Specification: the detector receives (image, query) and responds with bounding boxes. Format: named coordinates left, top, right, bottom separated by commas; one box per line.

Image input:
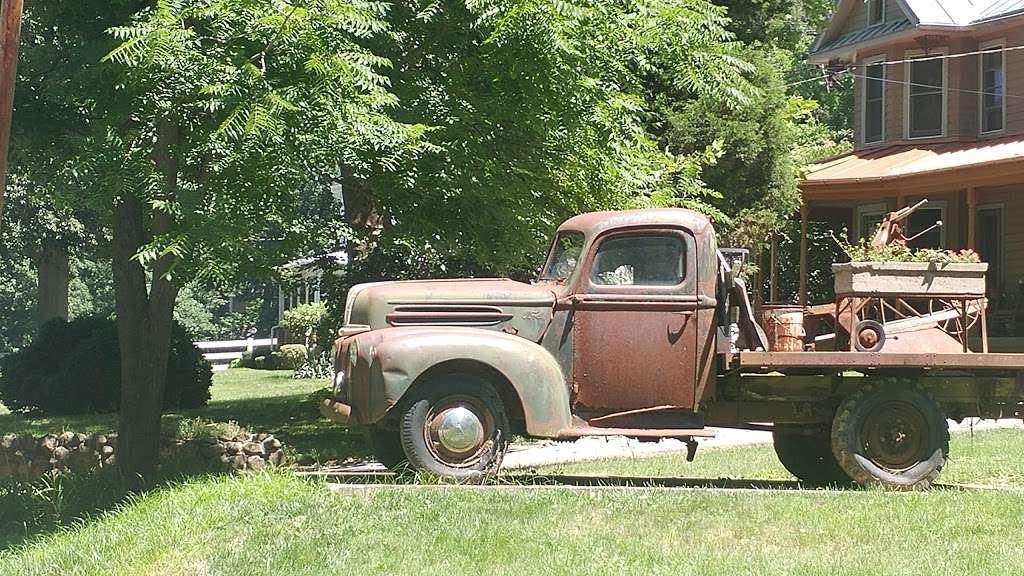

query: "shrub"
left=294, top=352, right=333, bottom=380
left=0, top=317, right=213, bottom=417
left=278, top=344, right=308, bottom=370
left=237, top=351, right=255, bottom=368
left=280, top=303, right=334, bottom=352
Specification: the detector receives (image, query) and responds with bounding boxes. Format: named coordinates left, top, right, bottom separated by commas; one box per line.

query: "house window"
left=868, top=0, right=884, bottom=25
left=855, top=203, right=888, bottom=240
left=980, top=41, right=1005, bottom=134
left=907, top=52, right=946, bottom=138
left=977, top=204, right=1004, bottom=293
left=863, top=57, right=885, bottom=144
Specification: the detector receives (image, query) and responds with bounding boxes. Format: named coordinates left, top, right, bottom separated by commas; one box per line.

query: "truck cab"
left=321, top=208, right=1023, bottom=488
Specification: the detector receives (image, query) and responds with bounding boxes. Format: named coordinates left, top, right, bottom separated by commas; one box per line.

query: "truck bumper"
left=319, top=397, right=353, bottom=425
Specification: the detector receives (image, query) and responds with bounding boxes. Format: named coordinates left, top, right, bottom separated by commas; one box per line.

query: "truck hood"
left=344, top=278, right=558, bottom=342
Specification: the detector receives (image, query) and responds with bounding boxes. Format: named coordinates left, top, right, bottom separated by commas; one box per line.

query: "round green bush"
left=0, top=317, right=213, bottom=416
left=277, top=344, right=308, bottom=370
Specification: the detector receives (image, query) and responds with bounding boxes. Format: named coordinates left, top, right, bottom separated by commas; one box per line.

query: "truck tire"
left=831, top=382, right=949, bottom=490
left=367, top=426, right=406, bottom=469
left=772, top=426, right=852, bottom=487
left=399, top=374, right=509, bottom=483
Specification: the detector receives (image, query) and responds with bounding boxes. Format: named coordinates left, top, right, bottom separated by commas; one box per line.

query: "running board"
left=556, top=426, right=715, bottom=440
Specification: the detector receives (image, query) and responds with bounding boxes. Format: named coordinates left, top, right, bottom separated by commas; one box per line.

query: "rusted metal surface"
left=760, top=306, right=805, bottom=352
left=556, top=426, right=715, bottom=440
left=572, top=307, right=697, bottom=411
left=739, top=351, right=1024, bottom=371
left=344, top=326, right=572, bottom=437
left=320, top=397, right=352, bottom=425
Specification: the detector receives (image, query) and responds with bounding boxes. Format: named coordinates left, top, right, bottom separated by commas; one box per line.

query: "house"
left=276, top=249, right=347, bottom=322
left=800, top=0, right=1024, bottom=336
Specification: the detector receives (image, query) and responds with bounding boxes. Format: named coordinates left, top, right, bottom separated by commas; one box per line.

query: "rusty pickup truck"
left=320, top=208, right=1024, bottom=488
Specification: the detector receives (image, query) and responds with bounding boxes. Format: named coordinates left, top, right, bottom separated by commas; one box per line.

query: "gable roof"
left=810, top=0, right=1024, bottom=60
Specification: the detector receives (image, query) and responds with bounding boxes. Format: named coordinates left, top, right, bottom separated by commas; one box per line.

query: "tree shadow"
left=0, top=392, right=370, bottom=552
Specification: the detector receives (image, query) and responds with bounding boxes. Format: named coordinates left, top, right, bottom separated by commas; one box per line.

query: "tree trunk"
left=113, top=115, right=180, bottom=483
left=112, top=194, right=178, bottom=482
left=339, top=165, right=382, bottom=260
left=35, top=242, right=69, bottom=324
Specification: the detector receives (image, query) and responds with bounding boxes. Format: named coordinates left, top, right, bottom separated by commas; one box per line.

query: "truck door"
left=570, top=228, right=699, bottom=413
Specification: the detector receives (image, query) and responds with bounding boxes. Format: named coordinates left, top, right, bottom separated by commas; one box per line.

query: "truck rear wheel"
left=772, top=426, right=852, bottom=487
left=399, top=374, right=509, bottom=483
left=831, top=383, right=949, bottom=490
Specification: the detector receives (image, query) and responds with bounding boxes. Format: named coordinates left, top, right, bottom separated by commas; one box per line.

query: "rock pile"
left=0, top=430, right=287, bottom=480
left=0, top=432, right=116, bottom=480
left=201, top=432, right=286, bottom=472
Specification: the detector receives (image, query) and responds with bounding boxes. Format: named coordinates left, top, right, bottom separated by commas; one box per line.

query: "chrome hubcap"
left=435, top=406, right=485, bottom=455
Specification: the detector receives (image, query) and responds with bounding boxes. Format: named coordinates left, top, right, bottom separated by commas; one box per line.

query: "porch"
left=798, top=135, right=1024, bottom=340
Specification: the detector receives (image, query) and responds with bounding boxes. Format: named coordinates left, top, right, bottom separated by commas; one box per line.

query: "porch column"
left=966, top=187, right=977, bottom=250
left=769, top=233, right=778, bottom=303
left=799, top=204, right=809, bottom=307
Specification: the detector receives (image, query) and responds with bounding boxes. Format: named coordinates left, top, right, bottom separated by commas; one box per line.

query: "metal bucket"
left=760, top=305, right=805, bottom=352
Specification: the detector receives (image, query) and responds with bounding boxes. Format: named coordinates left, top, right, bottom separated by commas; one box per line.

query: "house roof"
left=802, top=134, right=1024, bottom=186
left=810, top=0, right=1024, bottom=60
left=280, top=250, right=348, bottom=274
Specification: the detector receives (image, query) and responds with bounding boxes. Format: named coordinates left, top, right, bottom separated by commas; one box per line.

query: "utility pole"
left=0, top=0, right=24, bottom=230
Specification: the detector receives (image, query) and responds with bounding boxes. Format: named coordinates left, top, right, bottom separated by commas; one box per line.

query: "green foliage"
left=0, top=318, right=212, bottom=417
left=838, top=236, right=983, bottom=265
left=281, top=304, right=333, bottom=350
left=277, top=344, right=308, bottom=371
left=664, top=46, right=800, bottom=248
left=293, top=352, right=334, bottom=380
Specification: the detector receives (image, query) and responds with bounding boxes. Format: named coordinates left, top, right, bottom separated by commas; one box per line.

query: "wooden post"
left=769, top=233, right=778, bottom=303
left=0, top=0, right=23, bottom=230
left=799, top=204, right=809, bottom=307
left=966, top=187, right=977, bottom=250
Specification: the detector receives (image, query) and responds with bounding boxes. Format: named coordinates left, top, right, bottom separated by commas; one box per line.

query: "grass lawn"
left=5, top=373, right=1024, bottom=574
left=3, top=469, right=1024, bottom=576
left=0, top=369, right=368, bottom=463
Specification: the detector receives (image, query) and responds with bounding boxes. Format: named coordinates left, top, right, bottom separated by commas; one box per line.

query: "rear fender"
left=349, top=327, right=571, bottom=437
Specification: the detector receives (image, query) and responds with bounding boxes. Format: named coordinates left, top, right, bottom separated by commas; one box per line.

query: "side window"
left=590, top=234, right=686, bottom=286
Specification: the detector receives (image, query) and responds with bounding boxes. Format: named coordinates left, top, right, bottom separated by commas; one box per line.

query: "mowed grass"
left=3, top=470, right=1024, bottom=576
left=534, top=427, right=1024, bottom=489
left=0, top=369, right=368, bottom=462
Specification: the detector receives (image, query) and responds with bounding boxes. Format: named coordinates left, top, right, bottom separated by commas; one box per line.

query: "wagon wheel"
left=927, top=299, right=981, bottom=337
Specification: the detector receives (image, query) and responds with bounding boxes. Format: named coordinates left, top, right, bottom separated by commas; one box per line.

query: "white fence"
left=195, top=337, right=277, bottom=370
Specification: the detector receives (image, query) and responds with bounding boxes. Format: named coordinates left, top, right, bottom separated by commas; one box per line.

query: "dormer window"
left=980, top=40, right=1006, bottom=134
left=906, top=50, right=947, bottom=139
left=868, top=0, right=884, bottom=25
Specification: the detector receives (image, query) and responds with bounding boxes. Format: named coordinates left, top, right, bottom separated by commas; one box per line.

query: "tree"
left=20, top=0, right=753, bottom=480
left=336, top=0, right=753, bottom=284
left=16, top=0, right=409, bottom=479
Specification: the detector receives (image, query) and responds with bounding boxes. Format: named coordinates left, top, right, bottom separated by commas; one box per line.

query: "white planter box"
left=832, top=262, right=988, bottom=296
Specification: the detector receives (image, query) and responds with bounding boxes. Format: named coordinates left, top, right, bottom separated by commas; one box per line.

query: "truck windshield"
left=539, top=231, right=585, bottom=281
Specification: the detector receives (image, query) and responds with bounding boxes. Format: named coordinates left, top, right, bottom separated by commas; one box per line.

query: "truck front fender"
left=348, top=327, right=571, bottom=437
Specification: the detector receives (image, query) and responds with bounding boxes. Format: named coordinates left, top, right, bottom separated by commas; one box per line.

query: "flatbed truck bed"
left=737, top=351, right=1024, bottom=372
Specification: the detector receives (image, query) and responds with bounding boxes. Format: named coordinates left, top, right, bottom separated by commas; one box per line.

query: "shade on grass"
left=2, top=471, right=1023, bottom=576
left=534, top=427, right=1024, bottom=489
left=0, top=369, right=366, bottom=463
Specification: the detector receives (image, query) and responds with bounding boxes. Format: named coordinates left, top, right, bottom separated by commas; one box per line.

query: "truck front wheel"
left=831, top=383, right=949, bottom=490
left=772, top=426, right=852, bottom=487
left=399, top=374, right=509, bottom=482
